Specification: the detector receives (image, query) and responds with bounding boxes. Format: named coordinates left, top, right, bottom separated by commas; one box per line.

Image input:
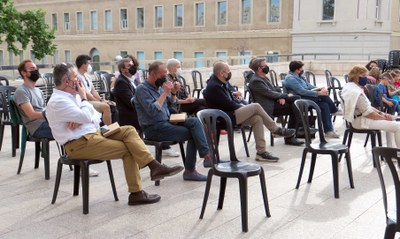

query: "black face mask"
left=128, top=65, right=137, bottom=76
left=155, top=76, right=166, bottom=88
left=299, top=70, right=304, bottom=76
left=261, top=66, right=270, bottom=74
left=225, top=72, right=232, bottom=81
left=28, top=70, right=40, bottom=82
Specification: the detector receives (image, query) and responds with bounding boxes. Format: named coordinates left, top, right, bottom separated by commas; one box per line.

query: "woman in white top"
left=342, top=65, right=400, bottom=147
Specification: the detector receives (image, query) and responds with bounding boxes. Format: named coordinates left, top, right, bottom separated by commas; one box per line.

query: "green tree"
left=0, top=0, right=56, bottom=60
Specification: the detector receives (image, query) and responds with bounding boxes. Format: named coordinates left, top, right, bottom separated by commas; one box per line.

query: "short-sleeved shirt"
left=14, top=84, right=46, bottom=134
left=77, top=72, right=94, bottom=95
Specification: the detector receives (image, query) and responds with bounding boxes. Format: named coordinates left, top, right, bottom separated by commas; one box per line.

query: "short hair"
left=213, top=61, right=226, bottom=75
left=53, top=63, right=74, bottom=86
left=348, top=65, right=368, bottom=82
left=365, top=60, right=378, bottom=71
left=368, top=67, right=381, bottom=81
left=248, top=58, right=266, bottom=72
left=148, top=61, right=164, bottom=75
left=75, top=55, right=91, bottom=69
left=289, top=61, right=304, bottom=72
left=118, top=58, right=132, bottom=73
left=17, top=59, right=33, bottom=77
left=166, top=58, right=180, bottom=70
left=381, top=72, right=392, bottom=81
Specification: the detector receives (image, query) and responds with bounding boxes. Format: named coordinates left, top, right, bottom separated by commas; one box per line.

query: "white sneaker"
left=325, top=131, right=340, bottom=138
left=162, top=148, right=180, bottom=157
left=332, top=109, right=343, bottom=116
left=89, top=168, right=99, bottom=177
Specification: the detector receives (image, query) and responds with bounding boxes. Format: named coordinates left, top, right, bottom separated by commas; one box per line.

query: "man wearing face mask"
left=204, top=61, right=296, bottom=162
left=283, top=61, right=341, bottom=138
left=165, top=58, right=207, bottom=115
left=76, top=54, right=113, bottom=125
left=247, top=58, right=303, bottom=146
left=135, top=61, right=211, bottom=181
left=113, top=57, right=141, bottom=131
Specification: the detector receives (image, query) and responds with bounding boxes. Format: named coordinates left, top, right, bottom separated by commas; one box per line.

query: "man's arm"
left=285, top=76, right=318, bottom=97
left=113, top=79, right=134, bottom=110
left=19, top=102, right=45, bottom=120
left=249, top=78, right=286, bottom=100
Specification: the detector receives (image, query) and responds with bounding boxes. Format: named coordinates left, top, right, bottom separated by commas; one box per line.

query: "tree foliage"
left=0, top=0, right=56, bottom=60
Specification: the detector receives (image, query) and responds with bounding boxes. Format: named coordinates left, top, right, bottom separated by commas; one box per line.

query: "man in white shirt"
left=46, top=63, right=183, bottom=205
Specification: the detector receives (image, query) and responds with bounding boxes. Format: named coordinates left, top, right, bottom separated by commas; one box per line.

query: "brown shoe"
left=150, top=163, right=184, bottom=181
left=128, top=190, right=161, bottom=205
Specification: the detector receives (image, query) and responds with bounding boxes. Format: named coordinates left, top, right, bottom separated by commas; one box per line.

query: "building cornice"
left=290, top=30, right=392, bottom=35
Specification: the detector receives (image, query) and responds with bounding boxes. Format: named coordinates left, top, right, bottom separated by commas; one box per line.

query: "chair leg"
left=17, top=133, right=28, bottom=175
left=154, top=143, right=163, bottom=186
left=345, top=152, right=354, bottom=188
left=11, top=125, right=18, bottom=157
left=247, top=127, right=253, bottom=142
left=51, top=159, right=63, bottom=204
left=339, top=129, right=349, bottom=161
left=43, top=140, right=50, bottom=180
left=384, top=223, right=397, bottom=239
left=106, top=160, right=119, bottom=201
left=217, top=177, right=227, bottom=210
left=73, top=165, right=80, bottom=196
left=199, top=170, right=213, bottom=219
left=307, top=153, right=317, bottom=183
left=296, top=150, right=308, bottom=189
left=81, top=162, right=89, bottom=214
left=34, top=142, right=40, bottom=168
left=259, top=168, right=271, bottom=217
left=0, top=124, right=4, bottom=151
left=179, top=142, right=186, bottom=164
left=238, top=175, right=249, bottom=232
left=363, top=133, right=369, bottom=147
left=270, top=132, right=274, bottom=146
left=331, top=153, right=340, bottom=198
left=240, top=128, right=250, bottom=157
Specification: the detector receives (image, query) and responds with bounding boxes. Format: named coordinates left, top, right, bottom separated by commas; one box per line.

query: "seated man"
left=134, top=61, right=210, bottom=181
left=46, top=63, right=183, bottom=205
left=76, top=54, right=113, bottom=125
left=204, top=61, right=295, bottom=162
left=165, top=58, right=207, bottom=115
left=247, top=58, right=303, bottom=145
left=283, top=60, right=341, bottom=138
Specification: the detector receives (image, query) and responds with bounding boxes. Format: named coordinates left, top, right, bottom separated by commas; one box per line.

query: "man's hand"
left=163, top=81, right=173, bottom=94
left=318, top=88, right=329, bottom=96
left=277, top=98, right=286, bottom=105
left=186, top=96, right=195, bottom=103
left=233, top=91, right=243, bottom=100
left=76, top=79, right=87, bottom=100
left=66, top=122, right=80, bottom=130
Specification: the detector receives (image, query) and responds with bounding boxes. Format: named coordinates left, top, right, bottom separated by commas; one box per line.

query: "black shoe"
left=273, top=127, right=296, bottom=138
left=285, top=137, right=304, bottom=146
left=255, top=152, right=279, bottom=162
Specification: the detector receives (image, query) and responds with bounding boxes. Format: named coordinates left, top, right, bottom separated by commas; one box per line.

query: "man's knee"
left=100, top=102, right=111, bottom=113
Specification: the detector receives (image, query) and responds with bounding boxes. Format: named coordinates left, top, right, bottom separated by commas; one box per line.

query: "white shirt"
left=77, top=72, right=93, bottom=95
left=46, top=89, right=101, bottom=145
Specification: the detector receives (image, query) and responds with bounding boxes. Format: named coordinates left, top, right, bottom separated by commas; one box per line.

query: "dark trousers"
left=302, top=95, right=337, bottom=132
left=272, top=95, right=300, bottom=129
left=179, top=99, right=207, bottom=115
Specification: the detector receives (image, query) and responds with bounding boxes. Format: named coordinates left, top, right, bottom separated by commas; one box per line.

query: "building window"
left=105, top=10, right=112, bottom=31
left=53, top=50, right=58, bottom=64
left=137, top=8, right=144, bottom=29
left=137, top=51, right=145, bottom=69
left=194, top=52, right=204, bottom=68
left=174, top=51, right=183, bottom=60
left=19, top=51, right=24, bottom=62
left=90, top=11, right=98, bottom=30
left=0, top=50, right=3, bottom=66
left=155, top=6, right=163, bottom=28
left=322, top=0, right=335, bottom=20
left=76, top=12, right=83, bottom=31
left=217, top=1, right=227, bottom=25
left=120, top=51, right=128, bottom=57
left=51, top=14, right=57, bottom=30
left=241, top=0, right=251, bottom=24
left=64, top=50, right=71, bottom=63
left=239, top=51, right=251, bottom=65
left=174, top=4, right=183, bottom=27
left=8, top=50, right=13, bottom=65
left=266, top=51, right=279, bottom=63
left=154, top=51, right=163, bottom=60
left=195, top=2, right=205, bottom=26
left=375, top=0, right=382, bottom=20
left=64, top=13, right=70, bottom=31
left=216, top=51, right=227, bottom=59
left=120, top=9, right=128, bottom=29
left=268, top=0, right=280, bottom=23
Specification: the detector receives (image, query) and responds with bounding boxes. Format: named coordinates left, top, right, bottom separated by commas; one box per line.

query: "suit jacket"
left=113, top=74, right=140, bottom=129
left=248, top=73, right=288, bottom=117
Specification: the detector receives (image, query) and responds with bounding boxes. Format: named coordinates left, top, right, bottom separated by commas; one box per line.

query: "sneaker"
left=162, top=148, right=180, bottom=157
left=255, top=152, right=279, bottom=162
left=183, top=170, right=207, bottom=181
left=325, top=131, right=340, bottom=138
left=332, top=109, right=343, bottom=116
left=89, top=168, right=99, bottom=177
left=273, top=127, right=296, bottom=138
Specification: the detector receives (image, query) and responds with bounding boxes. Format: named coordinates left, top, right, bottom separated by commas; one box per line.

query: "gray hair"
left=166, top=58, right=180, bottom=70
left=53, top=63, right=74, bottom=86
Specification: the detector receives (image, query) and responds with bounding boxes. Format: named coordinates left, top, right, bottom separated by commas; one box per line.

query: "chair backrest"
left=279, top=73, right=287, bottom=81
left=0, top=76, right=9, bottom=86
left=330, top=77, right=342, bottom=105
left=293, top=99, right=326, bottom=146
left=42, top=73, right=53, bottom=85
left=343, top=74, right=349, bottom=83
left=0, top=86, right=17, bottom=122
left=197, top=109, right=238, bottom=164
left=141, top=69, right=149, bottom=81
left=376, top=59, right=387, bottom=72
left=388, top=50, right=400, bottom=70
left=191, top=70, right=204, bottom=89
left=304, top=71, right=316, bottom=85
left=9, top=96, right=23, bottom=125
left=269, top=69, right=278, bottom=86
left=372, top=147, right=400, bottom=226
left=178, top=75, right=191, bottom=95
left=93, top=70, right=109, bottom=81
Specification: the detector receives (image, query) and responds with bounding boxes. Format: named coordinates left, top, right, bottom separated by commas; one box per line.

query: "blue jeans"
left=32, top=121, right=54, bottom=139
left=303, top=95, right=337, bottom=132
left=144, top=117, right=209, bottom=170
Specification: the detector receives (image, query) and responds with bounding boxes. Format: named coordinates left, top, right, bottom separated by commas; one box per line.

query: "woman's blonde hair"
left=348, top=65, right=368, bottom=82
left=368, top=67, right=381, bottom=81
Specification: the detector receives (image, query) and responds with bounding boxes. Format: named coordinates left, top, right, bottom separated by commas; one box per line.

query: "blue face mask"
left=358, top=76, right=368, bottom=86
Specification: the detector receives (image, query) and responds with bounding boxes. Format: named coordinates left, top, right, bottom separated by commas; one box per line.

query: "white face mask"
left=87, top=64, right=93, bottom=73
left=176, top=67, right=182, bottom=76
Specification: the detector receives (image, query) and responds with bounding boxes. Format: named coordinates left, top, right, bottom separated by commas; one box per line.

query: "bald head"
left=213, top=61, right=231, bottom=82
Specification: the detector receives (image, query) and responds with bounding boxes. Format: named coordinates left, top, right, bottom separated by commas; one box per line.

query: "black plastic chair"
left=178, top=75, right=191, bottom=96
left=325, top=69, right=333, bottom=94
left=279, top=73, right=287, bottom=81
left=0, top=76, right=9, bottom=86
left=304, top=71, right=317, bottom=86
left=330, top=76, right=342, bottom=122
left=269, top=69, right=279, bottom=88
left=10, top=97, right=52, bottom=180
left=0, top=86, right=19, bottom=157
left=51, top=144, right=119, bottom=214
left=191, top=70, right=204, bottom=98
left=372, top=147, right=400, bottom=239
left=197, top=109, right=271, bottom=232
left=293, top=99, right=354, bottom=198
left=243, top=70, right=253, bottom=100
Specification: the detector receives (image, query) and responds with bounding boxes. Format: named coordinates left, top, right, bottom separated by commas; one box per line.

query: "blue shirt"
left=134, top=81, right=175, bottom=129
left=283, top=71, right=319, bottom=97
left=375, top=83, right=390, bottom=101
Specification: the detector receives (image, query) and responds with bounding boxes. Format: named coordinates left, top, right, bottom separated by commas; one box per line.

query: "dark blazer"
left=248, top=73, right=288, bottom=117
left=113, top=74, right=140, bottom=130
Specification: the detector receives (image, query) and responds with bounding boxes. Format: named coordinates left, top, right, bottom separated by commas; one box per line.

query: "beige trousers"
left=235, top=103, right=279, bottom=153
left=64, top=125, right=153, bottom=193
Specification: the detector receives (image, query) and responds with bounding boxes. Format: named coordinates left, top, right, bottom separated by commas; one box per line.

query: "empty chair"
left=191, top=70, right=204, bottom=98
left=197, top=109, right=271, bottom=232
left=0, top=76, right=9, bottom=86
left=0, top=86, right=19, bottom=157
left=330, top=76, right=342, bottom=122
left=293, top=99, right=354, bottom=198
left=372, top=147, right=400, bottom=239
